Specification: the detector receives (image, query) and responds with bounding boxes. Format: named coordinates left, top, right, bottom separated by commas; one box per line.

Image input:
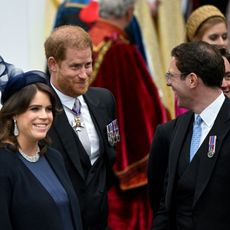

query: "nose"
left=166, top=78, right=172, bottom=86
left=217, top=37, right=228, bottom=48
left=222, top=78, right=228, bottom=88
left=78, top=67, right=88, bottom=79
left=38, top=109, right=49, bottom=119
left=221, top=78, right=230, bottom=95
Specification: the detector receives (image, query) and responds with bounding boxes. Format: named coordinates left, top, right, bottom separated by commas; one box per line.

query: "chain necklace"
left=19, top=147, right=40, bottom=163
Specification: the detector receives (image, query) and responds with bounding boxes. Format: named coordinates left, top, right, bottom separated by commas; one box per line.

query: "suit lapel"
left=83, top=92, right=108, bottom=153
left=54, top=111, right=85, bottom=179
left=193, top=99, right=230, bottom=206
left=51, top=88, right=88, bottom=180
left=166, top=111, right=193, bottom=207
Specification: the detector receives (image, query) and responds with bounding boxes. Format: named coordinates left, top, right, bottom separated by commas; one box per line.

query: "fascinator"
left=1, top=70, right=48, bottom=104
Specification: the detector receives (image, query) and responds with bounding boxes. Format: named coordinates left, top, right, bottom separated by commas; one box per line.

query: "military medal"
left=70, top=98, right=85, bottom=132
left=72, top=116, right=84, bottom=131
left=106, top=119, right=120, bottom=146
left=207, top=135, right=217, bottom=158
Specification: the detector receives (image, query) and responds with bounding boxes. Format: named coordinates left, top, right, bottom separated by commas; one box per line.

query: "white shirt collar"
left=198, top=92, right=225, bottom=127
left=51, top=83, right=84, bottom=109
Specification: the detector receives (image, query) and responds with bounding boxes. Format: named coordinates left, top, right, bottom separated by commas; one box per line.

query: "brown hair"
left=44, top=25, right=93, bottom=63
left=186, top=5, right=225, bottom=42
left=192, top=17, right=227, bottom=41
left=0, top=83, right=57, bottom=153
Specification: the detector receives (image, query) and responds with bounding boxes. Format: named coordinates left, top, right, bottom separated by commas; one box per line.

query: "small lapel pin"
left=207, top=135, right=217, bottom=158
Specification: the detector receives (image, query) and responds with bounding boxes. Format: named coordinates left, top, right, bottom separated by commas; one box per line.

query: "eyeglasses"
left=165, top=72, right=185, bottom=81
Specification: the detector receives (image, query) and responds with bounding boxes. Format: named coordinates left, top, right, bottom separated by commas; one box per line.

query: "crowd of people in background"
left=0, top=0, right=230, bottom=230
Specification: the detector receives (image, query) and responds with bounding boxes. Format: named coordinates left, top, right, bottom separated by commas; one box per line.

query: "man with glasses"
left=149, top=41, right=230, bottom=230
left=148, top=46, right=230, bottom=221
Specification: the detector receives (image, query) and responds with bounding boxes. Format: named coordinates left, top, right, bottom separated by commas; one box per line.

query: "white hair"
left=99, top=0, right=136, bottom=18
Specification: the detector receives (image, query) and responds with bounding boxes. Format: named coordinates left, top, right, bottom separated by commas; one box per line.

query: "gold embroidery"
left=90, top=40, right=113, bottom=84
left=115, top=154, right=149, bottom=190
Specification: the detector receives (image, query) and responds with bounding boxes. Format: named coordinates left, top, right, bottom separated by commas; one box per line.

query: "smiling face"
left=49, top=47, right=93, bottom=97
left=15, top=90, right=53, bottom=146
left=167, top=57, right=191, bottom=109
left=221, top=56, right=230, bottom=97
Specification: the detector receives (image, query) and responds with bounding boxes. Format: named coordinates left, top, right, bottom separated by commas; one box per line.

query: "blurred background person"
left=53, top=0, right=97, bottom=31
left=186, top=5, right=228, bottom=47
left=0, top=56, right=23, bottom=108
left=0, top=71, right=82, bottom=230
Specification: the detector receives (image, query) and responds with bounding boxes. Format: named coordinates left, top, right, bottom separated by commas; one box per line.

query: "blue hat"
left=1, top=70, right=48, bottom=104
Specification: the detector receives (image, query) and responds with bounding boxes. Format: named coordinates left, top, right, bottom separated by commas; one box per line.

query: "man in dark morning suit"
left=148, top=48, right=230, bottom=217
left=147, top=119, right=177, bottom=214
left=148, top=46, right=230, bottom=227
left=152, top=41, right=230, bottom=230
left=44, top=25, right=118, bottom=230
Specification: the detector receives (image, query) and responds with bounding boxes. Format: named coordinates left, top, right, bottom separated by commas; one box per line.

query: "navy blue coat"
left=0, top=145, right=83, bottom=230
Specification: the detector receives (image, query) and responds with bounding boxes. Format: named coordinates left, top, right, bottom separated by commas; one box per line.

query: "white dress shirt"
left=194, top=92, right=225, bottom=148
left=51, top=84, right=100, bottom=165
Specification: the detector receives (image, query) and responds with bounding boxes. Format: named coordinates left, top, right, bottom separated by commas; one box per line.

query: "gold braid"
left=90, top=40, right=113, bottom=84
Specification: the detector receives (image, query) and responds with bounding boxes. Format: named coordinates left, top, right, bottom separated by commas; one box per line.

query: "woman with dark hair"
left=0, top=71, right=83, bottom=230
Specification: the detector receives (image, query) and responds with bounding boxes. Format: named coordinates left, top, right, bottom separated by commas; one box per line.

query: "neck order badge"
left=72, top=98, right=84, bottom=131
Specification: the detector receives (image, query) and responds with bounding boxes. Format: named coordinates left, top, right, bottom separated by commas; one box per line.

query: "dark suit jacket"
left=48, top=87, right=117, bottom=229
left=153, top=98, right=230, bottom=230
left=0, top=145, right=82, bottom=230
left=148, top=119, right=177, bottom=214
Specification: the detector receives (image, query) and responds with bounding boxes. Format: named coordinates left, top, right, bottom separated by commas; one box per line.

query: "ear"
left=47, top=57, right=58, bottom=72
left=187, top=73, right=199, bottom=88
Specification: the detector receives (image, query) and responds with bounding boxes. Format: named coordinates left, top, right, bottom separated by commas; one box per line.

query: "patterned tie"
left=72, top=98, right=91, bottom=156
left=190, top=115, right=203, bottom=161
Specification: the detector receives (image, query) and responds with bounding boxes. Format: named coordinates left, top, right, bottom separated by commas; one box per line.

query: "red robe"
left=89, top=20, right=167, bottom=230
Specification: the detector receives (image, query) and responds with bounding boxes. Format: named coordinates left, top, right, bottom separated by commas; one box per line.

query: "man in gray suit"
left=152, top=41, right=230, bottom=230
left=45, top=25, right=119, bottom=230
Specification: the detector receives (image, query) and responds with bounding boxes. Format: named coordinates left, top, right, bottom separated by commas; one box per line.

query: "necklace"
left=19, top=147, right=40, bottom=163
